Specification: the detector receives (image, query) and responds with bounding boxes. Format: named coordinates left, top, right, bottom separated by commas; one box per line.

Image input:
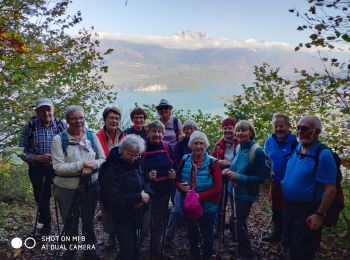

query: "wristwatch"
left=316, top=211, right=326, bottom=218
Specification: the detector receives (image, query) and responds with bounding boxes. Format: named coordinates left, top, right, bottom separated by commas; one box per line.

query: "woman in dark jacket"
left=142, top=120, right=176, bottom=256
left=99, top=134, right=153, bottom=260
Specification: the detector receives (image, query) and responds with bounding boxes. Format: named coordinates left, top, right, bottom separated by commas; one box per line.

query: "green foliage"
left=0, top=164, right=31, bottom=202
left=225, top=63, right=293, bottom=145
left=0, top=0, right=116, bottom=153
left=289, top=0, right=350, bottom=154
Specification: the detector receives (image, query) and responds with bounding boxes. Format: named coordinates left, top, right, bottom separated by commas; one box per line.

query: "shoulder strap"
left=55, top=118, right=66, bottom=132
left=311, top=144, right=328, bottom=178
left=291, top=139, right=298, bottom=152
left=162, top=141, right=174, bottom=166
left=59, top=131, right=69, bottom=156
left=86, top=129, right=97, bottom=153
left=249, top=143, right=259, bottom=165
left=173, top=117, right=179, bottom=141
left=208, top=156, right=216, bottom=176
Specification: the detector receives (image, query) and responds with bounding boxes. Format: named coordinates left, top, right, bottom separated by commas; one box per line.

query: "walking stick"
left=136, top=209, right=144, bottom=258
left=231, top=184, right=239, bottom=258
left=53, top=196, right=60, bottom=234
left=52, top=177, right=86, bottom=260
left=160, top=195, right=173, bottom=256
left=221, top=177, right=228, bottom=244
left=32, top=174, right=46, bottom=236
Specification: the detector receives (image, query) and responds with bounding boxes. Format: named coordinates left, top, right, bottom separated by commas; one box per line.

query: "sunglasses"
left=296, top=125, right=312, bottom=132
left=158, top=107, right=170, bottom=110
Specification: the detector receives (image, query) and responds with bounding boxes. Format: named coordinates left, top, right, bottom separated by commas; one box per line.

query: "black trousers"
left=229, top=199, right=255, bottom=258
left=113, top=210, right=144, bottom=260
left=285, top=201, right=322, bottom=260
left=28, top=164, right=53, bottom=226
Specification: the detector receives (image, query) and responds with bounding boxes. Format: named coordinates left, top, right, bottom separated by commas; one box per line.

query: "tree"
left=225, top=63, right=293, bottom=144
left=289, top=0, right=350, bottom=153
left=289, top=0, right=349, bottom=114
left=0, top=0, right=115, bottom=154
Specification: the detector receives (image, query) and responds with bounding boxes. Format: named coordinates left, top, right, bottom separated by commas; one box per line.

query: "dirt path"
left=0, top=190, right=348, bottom=259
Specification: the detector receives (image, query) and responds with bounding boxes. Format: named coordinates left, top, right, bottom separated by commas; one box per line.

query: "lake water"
left=114, top=83, right=242, bottom=118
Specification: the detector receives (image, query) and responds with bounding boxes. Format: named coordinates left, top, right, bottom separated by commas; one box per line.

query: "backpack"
left=143, top=140, right=174, bottom=167
left=237, top=143, right=273, bottom=182
left=311, top=144, right=344, bottom=227
left=59, top=129, right=97, bottom=156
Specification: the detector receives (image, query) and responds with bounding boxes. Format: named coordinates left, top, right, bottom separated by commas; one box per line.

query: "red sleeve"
left=198, top=161, right=222, bottom=204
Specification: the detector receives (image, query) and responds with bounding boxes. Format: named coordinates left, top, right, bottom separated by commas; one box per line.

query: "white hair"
left=183, top=119, right=199, bottom=130
left=188, top=131, right=209, bottom=149
left=119, top=134, right=145, bottom=154
left=65, top=105, right=84, bottom=121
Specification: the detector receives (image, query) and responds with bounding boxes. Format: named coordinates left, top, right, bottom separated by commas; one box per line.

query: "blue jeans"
left=185, top=212, right=215, bottom=258
left=165, top=190, right=183, bottom=240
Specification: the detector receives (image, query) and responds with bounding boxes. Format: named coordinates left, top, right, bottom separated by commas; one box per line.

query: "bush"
left=0, top=164, right=32, bottom=202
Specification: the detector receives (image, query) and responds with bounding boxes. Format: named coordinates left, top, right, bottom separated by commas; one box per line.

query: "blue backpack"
left=59, top=129, right=97, bottom=156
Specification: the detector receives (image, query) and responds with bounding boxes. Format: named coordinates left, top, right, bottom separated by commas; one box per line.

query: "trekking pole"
left=136, top=209, right=144, bottom=258
left=52, top=178, right=86, bottom=260
left=160, top=195, right=173, bottom=257
left=32, top=174, right=47, bottom=236
left=53, top=196, right=60, bottom=235
left=231, top=184, right=239, bottom=258
left=221, top=177, right=227, bottom=244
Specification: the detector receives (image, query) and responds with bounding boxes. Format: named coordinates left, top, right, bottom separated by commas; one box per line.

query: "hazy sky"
left=67, top=0, right=311, bottom=44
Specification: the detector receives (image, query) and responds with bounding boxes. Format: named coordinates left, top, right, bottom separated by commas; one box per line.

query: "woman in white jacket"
left=51, top=105, right=105, bottom=260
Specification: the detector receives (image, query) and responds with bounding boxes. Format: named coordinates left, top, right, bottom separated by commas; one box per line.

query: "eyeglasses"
left=125, top=151, right=140, bottom=159
left=158, top=107, right=169, bottom=110
left=106, top=116, right=120, bottom=121
left=296, top=125, right=312, bottom=132
left=69, top=116, right=85, bottom=122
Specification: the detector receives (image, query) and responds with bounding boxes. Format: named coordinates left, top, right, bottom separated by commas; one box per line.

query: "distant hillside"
left=99, top=32, right=323, bottom=91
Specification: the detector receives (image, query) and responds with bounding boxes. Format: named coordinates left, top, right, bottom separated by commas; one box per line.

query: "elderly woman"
left=123, top=107, right=148, bottom=140
left=224, top=120, right=266, bottom=259
left=156, top=99, right=183, bottom=150
left=177, top=131, right=222, bottom=259
left=142, top=120, right=176, bottom=256
left=98, top=134, right=152, bottom=260
left=164, top=119, right=199, bottom=246
left=51, top=105, right=105, bottom=259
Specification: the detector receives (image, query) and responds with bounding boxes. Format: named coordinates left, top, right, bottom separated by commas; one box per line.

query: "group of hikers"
left=19, top=97, right=338, bottom=260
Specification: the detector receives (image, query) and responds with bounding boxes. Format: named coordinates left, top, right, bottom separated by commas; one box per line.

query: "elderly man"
left=282, top=115, right=337, bottom=260
left=263, top=113, right=296, bottom=245
left=19, top=98, right=66, bottom=235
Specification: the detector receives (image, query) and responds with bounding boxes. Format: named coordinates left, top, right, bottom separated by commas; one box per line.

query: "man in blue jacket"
left=263, top=113, right=296, bottom=245
left=282, top=115, right=336, bottom=260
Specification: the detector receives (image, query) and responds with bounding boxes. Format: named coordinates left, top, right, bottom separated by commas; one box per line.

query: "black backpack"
left=311, top=144, right=344, bottom=227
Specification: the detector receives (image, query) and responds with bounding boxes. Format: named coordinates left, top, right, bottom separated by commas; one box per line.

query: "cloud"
left=97, top=31, right=297, bottom=51
left=134, top=84, right=167, bottom=92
